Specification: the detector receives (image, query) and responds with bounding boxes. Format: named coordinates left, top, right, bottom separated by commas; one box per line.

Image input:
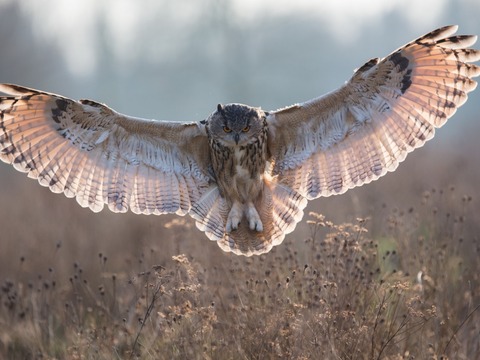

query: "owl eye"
left=223, top=126, right=232, bottom=133
left=242, top=126, right=250, bottom=132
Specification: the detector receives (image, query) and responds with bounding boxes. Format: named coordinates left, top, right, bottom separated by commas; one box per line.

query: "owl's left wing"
left=0, top=84, right=212, bottom=215
left=267, top=25, right=480, bottom=199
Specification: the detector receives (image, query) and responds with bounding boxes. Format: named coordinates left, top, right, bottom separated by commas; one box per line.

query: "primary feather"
left=268, top=25, right=479, bottom=200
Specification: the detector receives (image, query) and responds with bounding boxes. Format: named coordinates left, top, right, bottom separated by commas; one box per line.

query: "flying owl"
left=0, top=25, right=478, bottom=256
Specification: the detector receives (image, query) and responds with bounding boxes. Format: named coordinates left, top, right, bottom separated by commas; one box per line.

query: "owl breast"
left=210, top=134, right=268, bottom=204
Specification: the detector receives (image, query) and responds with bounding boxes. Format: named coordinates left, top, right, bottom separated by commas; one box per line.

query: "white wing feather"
left=0, top=85, right=212, bottom=215
left=268, top=25, right=480, bottom=199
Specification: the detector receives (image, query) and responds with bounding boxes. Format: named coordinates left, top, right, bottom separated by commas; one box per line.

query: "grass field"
left=0, top=147, right=479, bottom=359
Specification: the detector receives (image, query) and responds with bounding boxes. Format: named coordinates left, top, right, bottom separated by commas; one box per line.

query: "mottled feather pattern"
left=0, top=25, right=478, bottom=256
left=269, top=25, right=479, bottom=201
left=0, top=86, right=212, bottom=216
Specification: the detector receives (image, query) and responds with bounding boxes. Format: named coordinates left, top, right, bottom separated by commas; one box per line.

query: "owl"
left=0, top=25, right=479, bottom=256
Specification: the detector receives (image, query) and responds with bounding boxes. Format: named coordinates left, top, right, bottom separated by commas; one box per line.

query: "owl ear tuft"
left=217, top=103, right=226, bottom=117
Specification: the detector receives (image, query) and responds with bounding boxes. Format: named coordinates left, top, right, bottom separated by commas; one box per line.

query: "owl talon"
left=247, top=203, right=263, bottom=232
left=226, top=202, right=243, bottom=233
left=226, top=219, right=241, bottom=232
left=249, top=218, right=263, bottom=232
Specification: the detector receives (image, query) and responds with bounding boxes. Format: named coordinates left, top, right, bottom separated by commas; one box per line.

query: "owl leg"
left=246, top=202, right=263, bottom=232
left=226, top=201, right=243, bottom=232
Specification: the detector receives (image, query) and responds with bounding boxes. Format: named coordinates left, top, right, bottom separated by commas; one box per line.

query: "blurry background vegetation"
left=0, top=0, right=480, bottom=357
left=0, top=0, right=479, bottom=279
left=0, top=0, right=478, bottom=264
left=0, top=1, right=479, bottom=358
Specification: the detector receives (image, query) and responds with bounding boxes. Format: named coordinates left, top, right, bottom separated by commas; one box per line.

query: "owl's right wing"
left=0, top=84, right=212, bottom=215
left=267, top=25, right=480, bottom=200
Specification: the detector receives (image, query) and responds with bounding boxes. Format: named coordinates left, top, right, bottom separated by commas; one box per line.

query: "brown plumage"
left=0, top=25, right=479, bottom=256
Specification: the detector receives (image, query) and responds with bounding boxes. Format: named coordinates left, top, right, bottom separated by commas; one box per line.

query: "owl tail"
left=190, top=186, right=230, bottom=241
left=190, top=179, right=308, bottom=256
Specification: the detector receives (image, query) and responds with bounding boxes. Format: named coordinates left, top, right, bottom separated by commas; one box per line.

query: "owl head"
left=207, top=103, right=267, bottom=147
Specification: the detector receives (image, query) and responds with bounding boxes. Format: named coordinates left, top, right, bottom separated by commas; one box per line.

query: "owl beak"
left=234, top=133, right=240, bottom=145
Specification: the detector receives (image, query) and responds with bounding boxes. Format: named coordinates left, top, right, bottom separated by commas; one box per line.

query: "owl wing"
left=267, top=25, right=480, bottom=199
left=0, top=84, right=212, bottom=215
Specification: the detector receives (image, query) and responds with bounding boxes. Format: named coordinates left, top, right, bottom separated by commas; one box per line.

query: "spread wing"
left=0, top=84, right=212, bottom=215
left=267, top=25, right=480, bottom=199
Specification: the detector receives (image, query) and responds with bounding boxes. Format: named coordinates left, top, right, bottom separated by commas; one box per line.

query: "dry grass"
left=0, top=143, right=479, bottom=359
left=1, top=173, right=479, bottom=360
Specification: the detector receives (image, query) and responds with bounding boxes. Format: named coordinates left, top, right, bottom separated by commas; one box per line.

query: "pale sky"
left=2, top=0, right=479, bottom=77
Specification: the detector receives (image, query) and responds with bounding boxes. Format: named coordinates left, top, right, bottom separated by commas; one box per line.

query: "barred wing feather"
left=268, top=25, right=480, bottom=199
left=0, top=84, right=212, bottom=215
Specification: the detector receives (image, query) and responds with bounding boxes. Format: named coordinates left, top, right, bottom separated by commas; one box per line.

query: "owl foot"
left=226, top=202, right=243, bottom=232
left=247, top=202, right=263, bottom=232
left=226, top=202, right=264, bottom=233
